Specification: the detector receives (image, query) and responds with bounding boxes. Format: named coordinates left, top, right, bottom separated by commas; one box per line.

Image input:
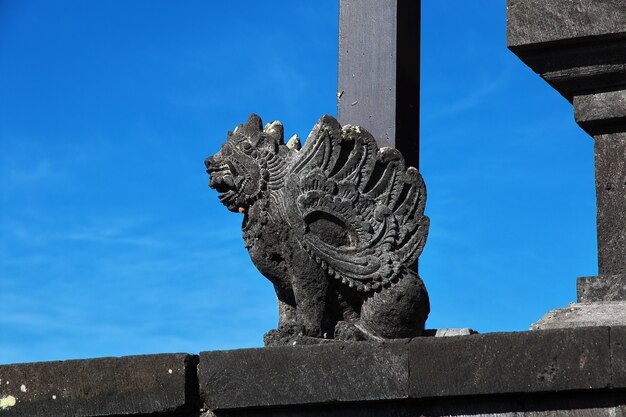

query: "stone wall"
left=1, top=326, right=625, bottom=416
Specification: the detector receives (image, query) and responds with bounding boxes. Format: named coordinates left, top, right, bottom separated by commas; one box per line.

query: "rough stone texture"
left=0, top=353, right=199, bottom=417
left=507, top=1, right=626, bottom=102
left=409, top=328, right=610, bottom=398
left=578, top=274, right=626, bottom=302
left=595, top=132, right=626, bottom=276
left=199, top=341, right=409, bottom=410
left=574, top=90, right=626, bottom=135
left=205, top=114, right=430, bottom=345
left=210, top=393, right=626, bottom=417
left=3, top=327, right=626, bottom=416
left=197, top=327, right=618, bottom=413
left=507, top=0, right=626, bottom=47
left=531, top=302, right=626, bottom=329
left=611, top=326, right=626, bottom=389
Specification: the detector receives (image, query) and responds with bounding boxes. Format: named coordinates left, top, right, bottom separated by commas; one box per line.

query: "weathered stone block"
left=595, top=133, right=626, bottom=276
left=578, top=275, right=626, bottom=302
left=0, top=353, right=198, bottom=417
left=574, top=90, right=626, bottom=136
left=199, top=341, right=409, bottom=410
left=507, top=0, right=626, bottom=47
left=531, top=302, right=626, bottom=329
left=611, top=326, right=626, bottom=388
left=408, top=328, right=611, bottom=398
left=507, top=1, right=626, bottom=101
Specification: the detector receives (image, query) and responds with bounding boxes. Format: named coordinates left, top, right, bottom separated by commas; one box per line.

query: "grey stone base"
left=531, top=302, right=626, bottom=330
left=578, top=274, right=626, bottom=302
left=2, top=326, right=625, bottom=416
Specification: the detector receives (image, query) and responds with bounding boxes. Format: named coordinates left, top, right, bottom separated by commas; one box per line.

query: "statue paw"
left=333, top=321, right=370, bottom=341
left=264, top=322, right=336, bottom=346
left=263, top=322, right=302, bottom=346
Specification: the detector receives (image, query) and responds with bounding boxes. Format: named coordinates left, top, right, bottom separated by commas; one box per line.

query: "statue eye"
left=241, top=142, right=255, bottom=155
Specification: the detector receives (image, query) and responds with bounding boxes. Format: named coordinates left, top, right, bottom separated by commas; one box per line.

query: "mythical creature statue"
left=205, top=114, right=430, bottom=345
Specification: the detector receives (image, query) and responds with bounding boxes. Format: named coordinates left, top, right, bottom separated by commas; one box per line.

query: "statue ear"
left=241, top=114, right=263, bottom=137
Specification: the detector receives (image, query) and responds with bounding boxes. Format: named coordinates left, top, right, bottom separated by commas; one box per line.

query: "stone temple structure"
left=1, top=1, right=625, bottom=416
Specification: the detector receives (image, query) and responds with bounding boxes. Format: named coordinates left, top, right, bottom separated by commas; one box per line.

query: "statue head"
left=205, top=114, right=283, bottom=212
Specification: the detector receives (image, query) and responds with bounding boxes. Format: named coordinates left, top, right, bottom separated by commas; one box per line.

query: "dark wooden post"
left=337, top=0, right=421, bottom=169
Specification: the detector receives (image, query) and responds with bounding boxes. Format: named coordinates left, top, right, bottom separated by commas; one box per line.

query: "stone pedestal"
left=578, top=274, right=626, bottom=303
left=507, top=0, right=626, bottom=329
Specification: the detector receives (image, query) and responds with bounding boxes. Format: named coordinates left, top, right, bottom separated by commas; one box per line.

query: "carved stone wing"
left=284, top=116, right=429, bottom=292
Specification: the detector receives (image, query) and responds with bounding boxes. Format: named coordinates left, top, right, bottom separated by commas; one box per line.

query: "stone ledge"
left=507, top=0, right=626, bottom=48
left=507, top=0, right=626, bottom=102
left=573, top=90, right=626, bottom=135
left=531, top=303, right=626, bottom=330
left=199, top=340, right=410, bottom=410
left=1, top=327, right=624, bottom=415
left=199, top=327, right=622, bottom=411
left=0, top=353, right=199, bottom=417
left=409, top=327, right=610, bottom=398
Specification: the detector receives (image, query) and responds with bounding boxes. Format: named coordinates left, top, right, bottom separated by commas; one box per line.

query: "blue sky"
left=0, top=1, right=596, bottom=364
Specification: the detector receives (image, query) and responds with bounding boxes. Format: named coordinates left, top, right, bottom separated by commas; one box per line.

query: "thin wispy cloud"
left=423, top=66, right=513, bottom=123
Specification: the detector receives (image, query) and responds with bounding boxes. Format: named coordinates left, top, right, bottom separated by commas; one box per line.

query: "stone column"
left=507, top=0, right=626, bottom=328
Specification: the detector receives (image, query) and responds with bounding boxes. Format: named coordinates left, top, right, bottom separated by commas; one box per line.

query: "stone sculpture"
left=205, top=114, right=430, bottom=345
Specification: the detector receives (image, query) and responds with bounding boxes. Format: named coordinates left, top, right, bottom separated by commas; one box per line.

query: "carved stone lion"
left=205, top=114, right=430, bottom=345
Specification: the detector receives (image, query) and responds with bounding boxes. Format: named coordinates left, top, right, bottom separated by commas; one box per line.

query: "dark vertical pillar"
left=337, top=0, right=421, bottom=169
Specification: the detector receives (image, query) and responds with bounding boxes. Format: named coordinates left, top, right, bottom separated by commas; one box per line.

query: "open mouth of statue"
left=208, top=170, right=237, bottom=208
left=210, top=174, right=235, bottom=193
left=207, top=160, right=244, bottom=210
left=210, top=175, right=235, bottom=200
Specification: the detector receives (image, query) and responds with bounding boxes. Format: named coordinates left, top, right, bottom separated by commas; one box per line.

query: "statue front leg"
left=291, top=248, right=333, bottom=338
left=360, top=268, right=430, bottom=338
left=264, top=286, right=300, bottom=346
left=276, top=286, right=297, bottom=328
